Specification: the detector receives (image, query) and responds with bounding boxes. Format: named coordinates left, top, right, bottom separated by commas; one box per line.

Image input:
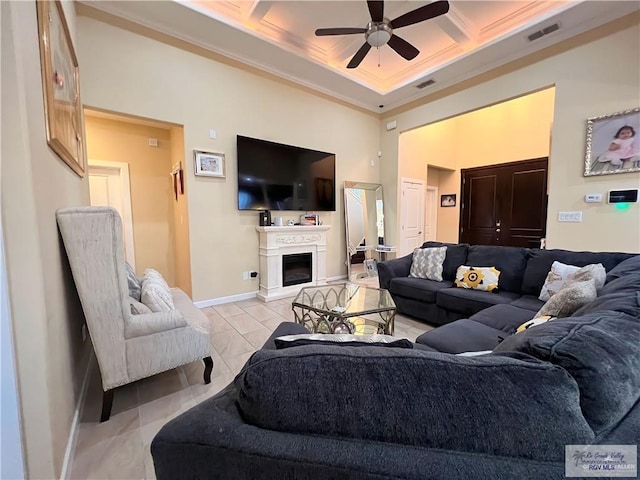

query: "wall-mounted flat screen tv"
left=237, top=135, right=336, bottom=211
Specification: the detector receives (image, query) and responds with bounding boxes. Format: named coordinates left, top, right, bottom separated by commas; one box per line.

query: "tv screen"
left=237, top=135, right=336, bottom=211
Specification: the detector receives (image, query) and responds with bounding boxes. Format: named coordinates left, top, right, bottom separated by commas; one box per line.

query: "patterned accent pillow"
left=125, top=262, right=142, bottom=301
left=538, top=261, right=580, bottom=301
left=454, top=266, right=501, bottom=292
left=535, top=279, right=597, bottom=318
left=140, top=269, right=175, bottom=312
left=516, top=315, right=555, bottom=333
left=409, top=246, right=447, bottom=281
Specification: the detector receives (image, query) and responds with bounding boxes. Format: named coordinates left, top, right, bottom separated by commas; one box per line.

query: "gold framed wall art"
left=37, top=0, right=86, bottom=177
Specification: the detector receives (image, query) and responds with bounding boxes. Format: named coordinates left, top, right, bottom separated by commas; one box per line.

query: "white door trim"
left=88, top=160, right=135, bottom=268
left=425, top=185, right=438, bottom=242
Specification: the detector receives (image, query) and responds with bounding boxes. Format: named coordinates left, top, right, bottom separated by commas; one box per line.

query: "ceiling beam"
left=434, top=3, right=478, bottom=51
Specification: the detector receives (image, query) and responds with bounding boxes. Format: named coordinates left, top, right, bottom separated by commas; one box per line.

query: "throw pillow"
left=125, top=262, right=142, bottom=301
left=454, top=266, right=501, bottom=292
left=538, top=261, right=580, bottom=301
left=409, top=246, right=447, bottom=281
left=141, top=270, right=175, bottom=312
left=535, top=280, right=597, bottom=318
left=274, top=333, right=413, bottom=350
left=516, top=315, right=555, bottom=333
left=569, top=263, right=606, bottom=290
left=129, top=296, right=152, bottom=315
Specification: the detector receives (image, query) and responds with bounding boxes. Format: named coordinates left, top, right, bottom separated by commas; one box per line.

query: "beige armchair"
left=56, top=207, right=212, bottom=421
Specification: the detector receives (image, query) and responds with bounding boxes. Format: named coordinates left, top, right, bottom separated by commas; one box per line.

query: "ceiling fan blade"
left=347, top=42, right=372, bottom=69
left=315, top=27, right=367, bottom=36
left=387, top=34, right=419, bottom=61
left=390, top=0, right=449, bottom=29
left=367, top=0, right=384, bottom=23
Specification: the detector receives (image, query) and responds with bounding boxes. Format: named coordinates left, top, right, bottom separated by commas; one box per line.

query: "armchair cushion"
left=129, top=296, right=152, bottom=315
left=125, top=310, right=188, bottom=339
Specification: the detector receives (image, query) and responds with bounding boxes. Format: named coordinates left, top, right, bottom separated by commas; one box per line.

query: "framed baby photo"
left=584, top=107, right=640, bottom=176
left=440, top=194, right=456, bottom=207
left=194, top=150, right=225, bottom=178
left=37, top=0, right=86, bottom=177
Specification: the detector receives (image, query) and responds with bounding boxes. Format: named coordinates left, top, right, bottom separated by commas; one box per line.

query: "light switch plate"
left=558, top=211, right=583, bottom=222
left=209, top=129, right=217, bottom=139
left=585, top=194, right=602, bottom=203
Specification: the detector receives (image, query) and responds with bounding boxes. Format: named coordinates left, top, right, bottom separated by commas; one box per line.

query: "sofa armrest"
left=377, top=253, right=413, bottom=289
left=124, top=310, right=187, bottom=339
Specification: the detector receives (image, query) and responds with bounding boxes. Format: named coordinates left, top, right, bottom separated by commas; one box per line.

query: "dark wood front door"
left=460, top=158, right=548, bottom=247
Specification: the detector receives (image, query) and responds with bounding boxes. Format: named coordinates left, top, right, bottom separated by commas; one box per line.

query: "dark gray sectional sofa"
left=378, top=241, right=635, bottom=329
left=151, top=251, right=640, bottom=480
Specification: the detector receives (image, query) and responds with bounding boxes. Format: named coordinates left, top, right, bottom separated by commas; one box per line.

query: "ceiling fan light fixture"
left=366, top=22, right=392, bottom=47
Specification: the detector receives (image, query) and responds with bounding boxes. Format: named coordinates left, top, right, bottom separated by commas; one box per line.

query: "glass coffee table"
left=292, top=283, right=396, bottom=335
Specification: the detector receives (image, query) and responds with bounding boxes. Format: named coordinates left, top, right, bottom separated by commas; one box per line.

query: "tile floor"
left=68, top=296, right=433, bottom=479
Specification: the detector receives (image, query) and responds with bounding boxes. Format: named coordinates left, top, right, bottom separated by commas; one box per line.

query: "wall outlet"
left=81, top=324, right=87, bottom=342
left=242, top=271, right=249, bottom=280
left=250, top=271, right=258, bottom=278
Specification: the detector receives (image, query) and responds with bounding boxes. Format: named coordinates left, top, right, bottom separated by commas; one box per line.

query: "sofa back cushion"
left=236, top=346, right=593, bottom=461
left=604, top=255, right=640, bottom=283
left=494, top=311, right=640, bottom=435
left=466, top=245, right=528, bottom=292
left=521, top=249, right=635, bottom=296
left=420, top=242, right=469, bottom=281
left=574, top=273, right=640, bottom=317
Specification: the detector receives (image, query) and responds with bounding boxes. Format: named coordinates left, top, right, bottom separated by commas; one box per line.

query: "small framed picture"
left=194, top=150, right=225, bottom=178
left=441, top=194, right=456, bottom=207
left=584, top=107, right=640, bottom=176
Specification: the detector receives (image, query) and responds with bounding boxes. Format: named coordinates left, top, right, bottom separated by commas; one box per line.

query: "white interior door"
left=88, top=160, right=136, bottom=268
left=399, top=178, right=425, bottom=256
left=425, top=186, right=438, bottom=241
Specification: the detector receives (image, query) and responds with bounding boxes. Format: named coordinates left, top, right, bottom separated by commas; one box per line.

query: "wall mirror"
left=344, top=181, right=387, bottom=282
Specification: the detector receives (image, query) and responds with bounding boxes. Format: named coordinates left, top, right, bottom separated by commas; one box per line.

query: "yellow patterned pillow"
left=454, top=266, right=501, bottom=292
left=516, top=316, right=554, bottom=333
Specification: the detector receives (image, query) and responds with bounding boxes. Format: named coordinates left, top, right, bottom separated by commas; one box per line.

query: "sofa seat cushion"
left=436, top=288, right=520, bottom=316
left=236, top=345, right=593, bottom=461
left=494, top=311, right=640, bottom=435
left=466, top=245, right=528, bottom=293
left=389, top=278, right=454, bottom=303
left=468, top=304, right=535, bottom=334
left=510, top=295, right=545, bottom=312
left=415, top=319, right=507, bottom=353
left=521, top=249, right=634, bottom=296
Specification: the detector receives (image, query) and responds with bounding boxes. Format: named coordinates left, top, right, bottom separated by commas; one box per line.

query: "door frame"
left=425, top=185, right=438, bottom=242
left=399, top=177, right=426, bottom=256
left=88, top=160, right=135, bottom=268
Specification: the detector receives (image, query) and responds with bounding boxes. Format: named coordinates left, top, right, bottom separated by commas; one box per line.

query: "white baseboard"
left=59, top=350, right=93, bottom=480
left=327, top=274, right=348, bottom=282
left=194, top=291, right=258, bottom=308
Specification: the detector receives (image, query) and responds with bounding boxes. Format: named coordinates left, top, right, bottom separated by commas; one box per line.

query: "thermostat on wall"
left=608, top=189, right=639, bottom=204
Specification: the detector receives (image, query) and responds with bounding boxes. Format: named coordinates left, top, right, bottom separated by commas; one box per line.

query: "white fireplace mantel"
left=255, top=225, right=331, bottom=302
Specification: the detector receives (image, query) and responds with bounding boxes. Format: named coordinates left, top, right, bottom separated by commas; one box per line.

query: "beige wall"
left=400, top=88, right=555, bottom=242
left=1, top=1, right=90, bottom=477
left=76, top=15, right=380, bottom=302
left=85, top=115, right=177, bottom=284
left=383, top=22, right=640, bottom=253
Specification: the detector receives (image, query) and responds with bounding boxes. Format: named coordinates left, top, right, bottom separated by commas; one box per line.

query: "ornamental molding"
left=275, top=234, right=321, bottom=245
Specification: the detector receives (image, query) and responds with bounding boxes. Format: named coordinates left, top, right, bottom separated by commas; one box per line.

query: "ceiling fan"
left=315, top=0, right=450, bottom=69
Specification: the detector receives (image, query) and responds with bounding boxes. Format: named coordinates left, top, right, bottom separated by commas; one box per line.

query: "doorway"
left=459, top=157, right=548, bottom=247
left=399, top=178, right=425, bottom=256
left=88, top=161, right=135, bottom=267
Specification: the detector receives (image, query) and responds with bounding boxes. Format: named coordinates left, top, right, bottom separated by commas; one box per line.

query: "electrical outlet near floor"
left=242, top=271, right=249, bottom=280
